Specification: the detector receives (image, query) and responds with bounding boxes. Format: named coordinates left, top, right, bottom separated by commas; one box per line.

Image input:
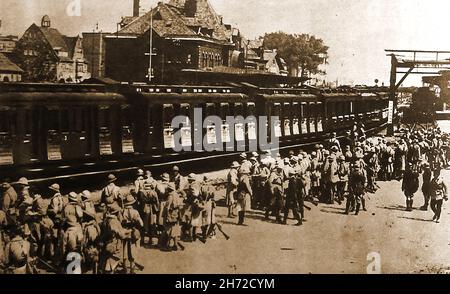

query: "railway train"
left=0, top=80, right=390, bottom=183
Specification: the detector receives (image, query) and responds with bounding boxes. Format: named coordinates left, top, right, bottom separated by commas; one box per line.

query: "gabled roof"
left=0, top=53, right=23, bottom=73
left=64, top=36, right=79, bottom=59
left=38, top=26, right=69, bottom=53
left=119, top=1, right=231, bottom=43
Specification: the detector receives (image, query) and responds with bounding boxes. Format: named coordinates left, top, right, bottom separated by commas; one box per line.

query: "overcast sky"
left=1, top=0, right=450, bottom=85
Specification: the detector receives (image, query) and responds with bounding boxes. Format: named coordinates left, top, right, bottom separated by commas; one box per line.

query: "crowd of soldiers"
left=1, top=124, right=449, bottom=275
left=225, top=127, right=450, bottom=226
left=0, top=167, right=221, bottom=274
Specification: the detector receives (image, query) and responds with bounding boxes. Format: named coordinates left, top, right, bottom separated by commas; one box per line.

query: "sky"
left=1, top=0, right=450, bottom=86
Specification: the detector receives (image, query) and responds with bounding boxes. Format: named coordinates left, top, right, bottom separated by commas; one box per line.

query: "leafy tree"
left=263, top=32, right=329, bottom=78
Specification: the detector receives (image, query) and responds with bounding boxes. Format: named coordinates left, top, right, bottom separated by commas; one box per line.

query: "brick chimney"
left=133, top=0, right=140, bottom=17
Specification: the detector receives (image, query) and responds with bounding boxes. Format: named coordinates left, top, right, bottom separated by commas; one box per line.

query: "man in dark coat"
left=402, top=163, right=420, bottom=212
left=283, top=171, right=303, bottom=226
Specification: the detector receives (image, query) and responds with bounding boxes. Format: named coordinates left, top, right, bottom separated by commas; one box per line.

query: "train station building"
left=104, top=0, right=246, bottom=83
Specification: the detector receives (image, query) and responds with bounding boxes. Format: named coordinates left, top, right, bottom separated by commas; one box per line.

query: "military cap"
left=250, top=157, right=258, bottom=162
left=239, top=153, right=247, bottom=159
left=107, top=174, right=117, bottom=183
left=49, top=183, right=60, bottom=193
left=68, top=192, right=78, bottom=203
left=124, top=194, right=136, bottom=206
left=167, top=182, right=176, bottom=192
left=17, top=177, right=29, bottom=186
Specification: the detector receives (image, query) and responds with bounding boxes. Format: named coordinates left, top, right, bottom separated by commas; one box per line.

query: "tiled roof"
left=119, top=1, right=230, bottom=42
left=0, top=53, right=23, bottom=73
left=38, top=27, right=69, bottom=52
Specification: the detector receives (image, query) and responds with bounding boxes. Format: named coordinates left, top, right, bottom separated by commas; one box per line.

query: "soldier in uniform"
left=101, top=203, right=130, bottom=273
left=239, top=153, right=252, bottom=173
left=80, top=190, right=95, bottom=217
left=402, top=163, right=420, bottom=212
left=101, top=174, right=123, bottom=208
left=283, top=170, right=303, bottom=226
left=429, top=169, right=449, bottom=223
left=201, top=176, right=216, bottom=240
left=163, top=183, right=183, bottom=251
left=336, top=155, right=349, bottom=205
left=324, top=155, right=339, bottom=204
left=48, top=184, right=66, bottom=219
left=62, top=218, right=84, bottom=272
left=329, top=132, right=341, bottom=152
left=121, top=194, right=144, bottom=273
left=3, top=226, right=31, bottom=274
left=16, top=177, right=33, bottom=207
left=310, top=151, right=322, bottom=202
left=236, top=165, right=253, bottom=225
left=156, top=173, right=170, bottom=247
left=266, top=164, right=284, bottom=223
left=82, top=210, right=101, bottom=274
left=172, top=166, right=187, bottom=192
left=64, top=192, right=84, bottom=224
left=1, top=179, right=18, bottom=225
left=420, top=162, right=433, bottom=211
left=226, top=162, right=239, bottom=218
left=137, top=175, right=159, bottom=247
left=348, top=163, right=367, bottom=215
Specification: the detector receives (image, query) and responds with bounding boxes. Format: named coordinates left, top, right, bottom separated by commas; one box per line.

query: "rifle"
left=303, top=204, right=312, bottom=211
left=205, top=202, right=230, bottom=241
left=36, top=257, right=58, bottom=273
left=177, top=241, right=185, bottom=251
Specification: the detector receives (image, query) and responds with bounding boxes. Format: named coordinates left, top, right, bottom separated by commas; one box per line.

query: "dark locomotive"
left=0, top=80, right=390, bottom=182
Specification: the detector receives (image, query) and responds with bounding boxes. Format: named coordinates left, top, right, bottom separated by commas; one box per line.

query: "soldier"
left=1, top=179, right=18, bottom=225
left=250, top=156, right=262, bottom=210
left=134, top=169, right=146, bottom=193
left=3, top=226, right=31, bottom=274
left=101, top=174, right=123, bottom=208
left=226, top=162, right=239, bottom=218
left=420, top=162, right=433, bottom=211
left=324, top=155, right=339, bottom=204
left=62, top=218, right=84, bottom=272
left=366, top=149, right=380, bottom=193
left=156, top=173, right=170, bottom=247
left=239, top=153, right=252, bottom=172
left=236, top=165, right=253, bottom=225
left=201, top=176, right=217, bottom=240
left=64, top=192, right=83, bottom=224
left=172, top=166, right=187, bottom=192
left=121, top=194, right=144, bottom=273
left=265, top=164, right=284, bottom=223
left=82, top=210, right=101, bottom=274
left=48, top=183, right=66, bottom=219
left=329, top=132, right=341, bottom=152
left=402, top=163, right=420, bottom=212
left=190, top=180, right=205, bottom=241
left=80, top=190, right=95, bottom=216
left=101, top=203, right=130, bottom=273
left=344, top=145, right=353, bottom=163
left=310, top=151, right=322, bottom=202
left=36, top=203, right=54, bottom=262
left=180, top=173, right=198, bottom=242
left=163, top=183, right=183, bottom=251
left=336, top=155, right=349, bottom=205
left=16, top=177, right=33, bottom=206
left=395, top=139, right=408, bottom=180
left=283, top=170, right=303, bottom=226
left=348, top=163, right=366, bottom=215
left=138, top=177, right=159, bottom=247
left=429, top=169, right=449, bottom=223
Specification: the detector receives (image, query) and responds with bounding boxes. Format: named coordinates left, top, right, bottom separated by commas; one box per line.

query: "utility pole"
left=145, top=7, right=155, bottom=83
left=387, top=54, right=397, bottom=136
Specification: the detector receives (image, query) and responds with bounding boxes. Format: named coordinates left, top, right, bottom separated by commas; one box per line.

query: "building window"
left=77, top=63, right=84, bottom=73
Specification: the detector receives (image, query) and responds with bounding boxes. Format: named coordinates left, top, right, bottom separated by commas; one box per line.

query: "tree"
left=263, top=32, right=329, bottom=78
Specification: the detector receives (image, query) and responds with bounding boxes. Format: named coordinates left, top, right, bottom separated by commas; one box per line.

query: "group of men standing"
left=0, top=166, right=219, bottom=274
left=225, top=127, right=450, bottom=226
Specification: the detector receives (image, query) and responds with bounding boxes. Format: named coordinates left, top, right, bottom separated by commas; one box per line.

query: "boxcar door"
left=0, top=107, right=14, bottom=166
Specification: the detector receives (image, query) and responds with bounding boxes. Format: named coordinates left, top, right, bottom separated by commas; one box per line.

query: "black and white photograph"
left=1, top=0, right=450, bottom=277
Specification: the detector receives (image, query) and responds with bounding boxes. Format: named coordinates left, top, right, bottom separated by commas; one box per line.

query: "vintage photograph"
left=0, top=0, right=450, bottom=275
